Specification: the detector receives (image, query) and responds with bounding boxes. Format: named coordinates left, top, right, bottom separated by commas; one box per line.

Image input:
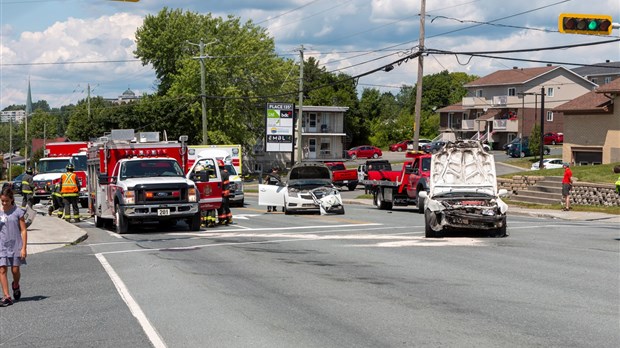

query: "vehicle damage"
left=421, top=140, right=508, bottom=238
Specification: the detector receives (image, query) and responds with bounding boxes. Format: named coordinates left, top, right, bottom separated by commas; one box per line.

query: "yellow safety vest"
left=61, top=172, right=79, bottom=195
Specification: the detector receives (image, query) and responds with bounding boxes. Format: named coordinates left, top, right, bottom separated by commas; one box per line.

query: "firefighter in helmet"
left=21, top=167, right=35, bottom=208
left=59, top=163, right=81, bottom=222
left=216, top=160, right=232, bottom=225
left=49, top=181, right=64, bottom=217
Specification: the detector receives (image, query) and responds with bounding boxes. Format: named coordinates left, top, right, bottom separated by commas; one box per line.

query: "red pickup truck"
left=361, top=151, right=431, bottom=213
left=325, top=162, right=358, bottom=191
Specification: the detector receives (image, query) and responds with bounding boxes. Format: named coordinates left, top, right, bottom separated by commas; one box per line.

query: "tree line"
left=0, top=7, right=477, bottom=160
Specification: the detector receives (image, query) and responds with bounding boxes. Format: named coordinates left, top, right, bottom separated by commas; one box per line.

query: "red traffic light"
left=558, top=13, right=613, bottom=35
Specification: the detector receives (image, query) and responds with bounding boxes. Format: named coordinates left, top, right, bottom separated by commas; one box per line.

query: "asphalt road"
left=1, top=196, right=617, bottom=348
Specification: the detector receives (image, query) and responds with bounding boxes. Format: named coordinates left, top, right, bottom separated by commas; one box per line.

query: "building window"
left=546, top=111, right=553, bottom=122
left=546, top=87, right=554, bottom=97
left=604, top=77, right=611, bottom=84
left=320, top=138, right=331, bottom=155
left=475, top=89, right=483, bottom=97
left=507, top=87, right=516, bottom=96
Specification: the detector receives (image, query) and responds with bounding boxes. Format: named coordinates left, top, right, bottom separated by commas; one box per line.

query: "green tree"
left=529, top=124, right=542, bottom=158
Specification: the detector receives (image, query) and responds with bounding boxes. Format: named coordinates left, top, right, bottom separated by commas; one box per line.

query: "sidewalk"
left=26, top=196, right=619, bottom=255
left=27, top=214, right=88, bottom=255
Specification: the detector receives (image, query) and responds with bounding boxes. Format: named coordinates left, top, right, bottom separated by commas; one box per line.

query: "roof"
left=296, top=106, right=349, bottom=112
left=595, top=77, right=620, bottom=93
left=436, top=103, right=465, bottom=113
left=464, top=66, right=557, bottom=87
left=478, top=109, right=502, bottom=120
left=572, top=61, right=620, bottom=77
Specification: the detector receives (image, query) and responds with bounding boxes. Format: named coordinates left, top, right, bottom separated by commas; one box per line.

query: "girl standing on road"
left=0, top=187, right=27, bottom=307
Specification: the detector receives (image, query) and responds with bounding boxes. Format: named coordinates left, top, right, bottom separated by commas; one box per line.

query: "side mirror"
left=418, top=191, right=428, bottom=199
left=98, top=173, right=110, bottom=185
left=498, top=189, right=508, bottom=197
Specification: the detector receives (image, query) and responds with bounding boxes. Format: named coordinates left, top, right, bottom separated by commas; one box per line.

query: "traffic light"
left=558, top=13, right=613, bottom=35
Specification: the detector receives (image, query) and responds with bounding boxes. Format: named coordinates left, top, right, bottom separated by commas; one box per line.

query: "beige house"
left=553, top=78, right=620, bottom=165
left=436, top=65, right=597, bottom=149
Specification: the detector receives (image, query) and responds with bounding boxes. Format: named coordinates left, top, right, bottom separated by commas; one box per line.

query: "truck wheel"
left=375, top=191, right=392, bottom=210
left=114, top=203, right=129, bottom=234
left=424, top=210, right=441, bottom=238
left=417, top=192, right=425, bottom=214
left=94, top=214, right=104, bottom=228
left=189, top=213, right=201, bottom=231
left=347, top=183, right=357, bottom=191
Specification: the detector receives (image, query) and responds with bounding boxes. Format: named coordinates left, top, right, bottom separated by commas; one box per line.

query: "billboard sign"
left=265, top=102, right=294, bottom=152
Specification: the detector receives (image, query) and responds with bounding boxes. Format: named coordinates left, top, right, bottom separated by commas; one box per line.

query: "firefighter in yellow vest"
left=21, top=167, right=35, bottom=208
left=59, top=163, right=81, bottom=222
left=216, top=160, right=232, bottom=225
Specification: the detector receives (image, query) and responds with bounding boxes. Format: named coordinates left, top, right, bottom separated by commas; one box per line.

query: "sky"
left=0, top=0, right=619, bottom=109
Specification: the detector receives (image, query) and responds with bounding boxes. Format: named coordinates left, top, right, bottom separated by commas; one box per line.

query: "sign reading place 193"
left=265, top=102, right=295, bottom=152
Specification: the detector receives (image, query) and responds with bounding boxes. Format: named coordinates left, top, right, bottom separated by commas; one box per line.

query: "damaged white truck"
left=419, top=140, right=509, bottom=238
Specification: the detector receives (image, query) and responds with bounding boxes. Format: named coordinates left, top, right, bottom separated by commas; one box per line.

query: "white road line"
left=95, top=253, right=167, bottom=348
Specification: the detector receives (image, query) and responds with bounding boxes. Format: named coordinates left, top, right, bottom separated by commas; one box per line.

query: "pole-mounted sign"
left=265, top=102, right=294, bottom=152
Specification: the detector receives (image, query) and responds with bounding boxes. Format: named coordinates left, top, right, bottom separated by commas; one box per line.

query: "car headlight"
left=124, top=190, right=135, bottom=205
left=236, top=182, right=243, bottom=191
left=188, top=187, right=197, bottom=202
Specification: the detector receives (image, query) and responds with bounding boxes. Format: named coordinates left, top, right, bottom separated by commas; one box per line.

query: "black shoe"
left=267, top=207, right=271, bottom=212
left=0, top=297, right=13, bottom=307
left=273, top=207, right=277, bottom=212
left=12, top=282, right=20, bottom=301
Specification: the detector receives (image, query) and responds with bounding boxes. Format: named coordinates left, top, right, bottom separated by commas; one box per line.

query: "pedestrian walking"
left=0, top=187, right=28, bottom=307
left=562, top=162, right=573, bottom=211
left=20, top=167, right=34, bottom=209
left=265, top=167, right=280, bottom=212
left=60, top=164, right=81, bottom=222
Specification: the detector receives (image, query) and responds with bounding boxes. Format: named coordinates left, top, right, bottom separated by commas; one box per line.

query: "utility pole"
left=87, top=83, right=91, bottom=119
left=296, top=45, right=305, bottom=165
left=539, top=87, right=546, bottom=169
left=25, top=78, right=32, bottom=169
left=412, top=0, right=426, bottom=151
left=188, top=39, right=218, bottom=145
left=8, top=116, right=13, bottom=179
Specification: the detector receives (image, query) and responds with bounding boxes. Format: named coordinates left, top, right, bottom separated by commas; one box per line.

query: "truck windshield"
left=38, top=158, right=70, bottom=173
left=121, top=160, right=185, bottom=179
left=71, top=154, right=87, bottom=171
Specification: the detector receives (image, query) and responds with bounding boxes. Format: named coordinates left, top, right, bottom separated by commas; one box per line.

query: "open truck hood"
left=428, top=140, right=497, bottom=198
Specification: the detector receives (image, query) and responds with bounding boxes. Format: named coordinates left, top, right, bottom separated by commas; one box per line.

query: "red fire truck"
left=87, top=130, right=208, bottom=233
left=33, top=141, right=88, bottom=205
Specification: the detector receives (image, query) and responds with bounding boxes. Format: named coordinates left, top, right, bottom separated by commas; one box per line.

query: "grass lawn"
left=502, top=160, right=620, bottom=184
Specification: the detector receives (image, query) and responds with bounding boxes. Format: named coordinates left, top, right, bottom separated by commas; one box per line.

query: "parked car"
left=503, top=137, right=525, bottom=152
left=389, top=140, right=413, bottom=152
left=1, top=173, right=25, bottom=195
left=258, top=162, right=345, bottom=215
left=543, top=132, right=564, bottom=145
left=421, top=140, right=447, bottom=154
left=530, top=158, right=564, bottom=170
left=408, top=138, right=432, bottom=151
left=347, top=145, right=382, bottom=160
left=508, top=141, right=551, bottom=158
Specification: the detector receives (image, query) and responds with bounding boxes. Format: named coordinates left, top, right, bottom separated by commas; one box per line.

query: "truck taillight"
left=188, top=187, right=197, bottom=202
left=124, top=191, right=135, bottom=204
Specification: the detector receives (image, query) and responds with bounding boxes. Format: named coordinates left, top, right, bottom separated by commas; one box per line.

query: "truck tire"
left=114, top=203, right=129, bottom=234
left=188, top=213, right=201, bottom=231
left=347, top=183, right=357, bottom=191
left=375, top=190, right=392, bottom=210
left=417, top=191, right=425, bottom=214
left=494, top=217, right=508, bottom=238
left=94, top=214, right=104, bottom=228
left=424, top=210, right=441, bottom=238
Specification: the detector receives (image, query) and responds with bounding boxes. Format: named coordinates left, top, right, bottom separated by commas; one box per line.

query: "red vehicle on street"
left=543, top=132, right=563, bottom=145
left=325, top=162, right=358, bottom=191
left=389, top=140, right=413, bottom=152
left=347, top=145, right=382, bottom=160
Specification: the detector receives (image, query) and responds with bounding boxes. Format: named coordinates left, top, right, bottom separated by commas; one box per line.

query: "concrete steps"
left=510, top=176, right=564, bottom=205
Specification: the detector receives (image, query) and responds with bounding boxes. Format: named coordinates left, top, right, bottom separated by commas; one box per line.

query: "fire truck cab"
left=33, top=141, right=88, bottom=205
left=87, top=130, right=201, bottom=234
